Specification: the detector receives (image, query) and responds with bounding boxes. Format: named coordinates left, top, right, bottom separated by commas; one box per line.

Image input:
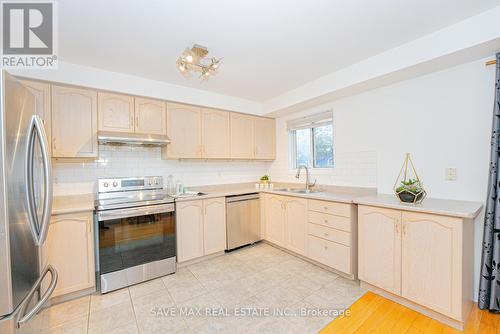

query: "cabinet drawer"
left=308, top=223, right=350, bottom=246
left=308, top=200, right=351, bottom=217
left=308, top=211, right=351, bottom=232
left=308, top=235, right=351, bottom=274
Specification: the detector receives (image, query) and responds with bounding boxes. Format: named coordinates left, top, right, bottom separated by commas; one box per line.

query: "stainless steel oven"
left=95, top=177, right=176, bottom=293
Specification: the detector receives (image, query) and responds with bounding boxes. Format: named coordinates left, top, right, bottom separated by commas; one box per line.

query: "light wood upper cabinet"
left=134, top=97, right=167, bottom=135
left=201, top=108, right=230, bottom=159
left=51, top=85, right=97, bottom=158
left=203, top=198, right=226, bottom=255
left=230, top=113, right=255, bottom=159
left=358, top=205, right=402, bottom=295
left=19, top=80, right=52, bottom=155
left=176, top=200, right=204, bottom=262
left=265, top=195, right=287, bottom=247
left=254, top=117, right=275, bottom=159
left=401, top=211, right=461, bottom=319
left=165, top=103, right=202, bottom=158
left=41, top=212, right=95, bottom=298
left=98, top=92, right=134, bottom=133
left=285, top=197, right=308, bottom=256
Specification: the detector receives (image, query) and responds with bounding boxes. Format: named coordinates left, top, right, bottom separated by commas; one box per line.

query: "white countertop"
left=354, top=194, right=483, bottom=219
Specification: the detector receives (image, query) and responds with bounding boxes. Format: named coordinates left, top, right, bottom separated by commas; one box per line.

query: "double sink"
left=273, top=187, right=322, bottom=194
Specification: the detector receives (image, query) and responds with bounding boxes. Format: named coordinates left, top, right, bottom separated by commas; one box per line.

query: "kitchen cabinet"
left=264, top=195, right=287, bottom=247
left=401, top=211, right=461, bottom=319
left=358, top=206, right=401, bottom=295
left=98, top=92, right=134, bottom=133
left=19, top=80, right=52, bottom=156
left=134, top=97, right=167, bottom=135
left=230, top=113, right=255, bottom=159
left=165, top=103, right=202, bottom=159
left=284, top=197, right=308, bottom=255
left=40, top=212, right=95, bottom=298
left=230, top=114, right=276, bottom=160
left=254, top=117, right=275, bottom=159
left=201, top=108, right=230, bottom=159
left=203, top=198, right=227, bottom=255
left=176, top=197, right=226, bottom=262
left=357, top=205, right=474, bottom=329
left=176, top=200, right=204, bottom=262
left=51, top=85, right=97, bottom=158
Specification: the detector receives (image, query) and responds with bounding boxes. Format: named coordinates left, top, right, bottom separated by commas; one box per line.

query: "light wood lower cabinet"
left=176, top=197, right=226, bottom=262
left=284, top=197, right=308, bottom=256
left=264, top=195, right=287, bottom=247
left=357, top=205, right=474, bottom=328
left=40, top=212, right=95, bottom=298
left=358, top=206, right=401, bottom=295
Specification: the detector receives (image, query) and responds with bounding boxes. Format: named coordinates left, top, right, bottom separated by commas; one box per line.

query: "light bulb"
left=186, top=55, right=193, bottom=63
left=204, top=71, right=210, bottom=76
left=178, top=64, right=186, bottom=72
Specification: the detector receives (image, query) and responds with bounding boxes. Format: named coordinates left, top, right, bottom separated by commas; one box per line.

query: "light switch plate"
left=445, top=168, right=457, bottom=181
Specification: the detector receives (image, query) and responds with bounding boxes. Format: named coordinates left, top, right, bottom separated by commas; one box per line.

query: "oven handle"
left=98, top=203, right=175, bottom=221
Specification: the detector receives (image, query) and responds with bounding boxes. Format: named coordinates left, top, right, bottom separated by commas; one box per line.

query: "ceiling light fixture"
left=176, top=44, right=222, bottom=80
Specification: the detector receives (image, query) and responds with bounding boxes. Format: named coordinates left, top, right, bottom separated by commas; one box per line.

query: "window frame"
left=288, top=113, right=334, bottom=171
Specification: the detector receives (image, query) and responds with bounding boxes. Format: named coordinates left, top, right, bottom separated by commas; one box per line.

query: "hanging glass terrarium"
left=393, top=153, right=427, bottom=204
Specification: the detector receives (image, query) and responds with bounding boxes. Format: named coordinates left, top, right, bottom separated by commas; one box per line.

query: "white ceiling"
left=59, top=0, right=500, bottom=102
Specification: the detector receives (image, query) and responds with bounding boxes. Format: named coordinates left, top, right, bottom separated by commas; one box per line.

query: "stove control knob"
left=103, top=182, right=109, bottom=188
left=154, top=179, right=159, bottom=185
left=112, top=181, right=118, bottom=187
left=147, top=180, right=152, bottom=186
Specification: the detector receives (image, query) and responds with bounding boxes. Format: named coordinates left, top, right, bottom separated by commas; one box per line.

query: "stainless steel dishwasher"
left=226, top=193, right=261, bottom=250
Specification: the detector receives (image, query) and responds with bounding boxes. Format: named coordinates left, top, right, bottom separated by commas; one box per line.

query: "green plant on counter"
left=395, top=178, right=423, bottom=193
left=260, top=175, right=270, bottom=182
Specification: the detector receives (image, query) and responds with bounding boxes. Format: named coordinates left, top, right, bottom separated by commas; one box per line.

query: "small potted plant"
left=393, top=153, right=427, bottom=204
left=260, top=175, right=270, bottom=184
left=395, top=179, right=426, bottom=203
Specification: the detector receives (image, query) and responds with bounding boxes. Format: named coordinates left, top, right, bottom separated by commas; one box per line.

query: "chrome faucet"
left=295, top=165, right=316, bottom=191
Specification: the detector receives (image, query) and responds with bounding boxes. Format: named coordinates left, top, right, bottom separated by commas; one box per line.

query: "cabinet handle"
left=324, top=206, right=329, bottom=211
left=395, top=222, right=399, bottom=234
left=52, top=138, right=56, bottom=150
left=130, top=115, right=134, bottom=127
left=402, top=223, right=406, bottom=236
left=324, top=219, right=328, bottom=224
left=323, top=233, right=328, bottom=237
left=135, top=116, right=139, bottom=128
left=324, top=246, right=328, bottom=250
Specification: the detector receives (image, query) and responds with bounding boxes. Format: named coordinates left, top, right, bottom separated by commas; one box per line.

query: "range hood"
left=98, top=131, right=170, bottom=146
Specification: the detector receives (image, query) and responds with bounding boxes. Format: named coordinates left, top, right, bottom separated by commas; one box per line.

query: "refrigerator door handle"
left=24, top=115, right=52, bottom=246
left=17, top=265, right=58, bottom=326
left=33, top=115, right=52, bottom=245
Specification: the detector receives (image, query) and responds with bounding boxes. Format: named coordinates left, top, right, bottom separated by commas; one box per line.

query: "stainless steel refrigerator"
left=0, top=72, right=58, bottom=333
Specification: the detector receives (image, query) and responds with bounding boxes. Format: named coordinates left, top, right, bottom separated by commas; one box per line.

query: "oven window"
left=98, top=211, right=175, bottom=274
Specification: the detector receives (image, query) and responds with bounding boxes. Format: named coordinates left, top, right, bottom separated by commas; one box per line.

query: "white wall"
left=53, top=145, right=270, bottom=195
left=269, top=57, right=496, bottom=299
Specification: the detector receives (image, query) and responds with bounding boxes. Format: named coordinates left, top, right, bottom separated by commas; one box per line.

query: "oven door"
left=97, top=203, right=175, bottom=276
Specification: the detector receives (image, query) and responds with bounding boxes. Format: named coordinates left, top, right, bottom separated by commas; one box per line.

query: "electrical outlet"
left=445, top=168, right=457, bottom=181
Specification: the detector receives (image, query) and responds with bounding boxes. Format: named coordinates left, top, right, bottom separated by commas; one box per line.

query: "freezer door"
left=0, top=72, right=52, bottom=318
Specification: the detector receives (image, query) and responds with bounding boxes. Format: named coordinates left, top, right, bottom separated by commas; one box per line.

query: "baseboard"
left=360, top=281, right=465, bottom=331
left=177, top=251, right=226, bottom=267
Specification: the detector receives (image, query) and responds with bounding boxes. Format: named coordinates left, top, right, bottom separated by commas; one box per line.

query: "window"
left=288, top=111, right=334, bottom=169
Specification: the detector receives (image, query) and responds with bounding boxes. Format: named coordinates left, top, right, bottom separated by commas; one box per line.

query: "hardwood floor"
left=320, top=292, right=500, bottom=334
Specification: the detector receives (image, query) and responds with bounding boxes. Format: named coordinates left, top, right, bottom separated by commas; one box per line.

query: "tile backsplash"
left=53, top=145, right=272, bottom=195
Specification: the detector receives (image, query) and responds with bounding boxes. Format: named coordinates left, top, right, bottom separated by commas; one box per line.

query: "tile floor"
left=20, top=243, right=365, bottom=334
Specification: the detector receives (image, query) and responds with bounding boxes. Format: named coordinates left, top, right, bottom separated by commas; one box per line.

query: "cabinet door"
left=203, top=198, right=226, bottom=255
left=285, top=197, right=308, bottom=255
left=230, top=113, right=254, bottom=159
left=176, top=200, right=204, bottom=262
left=254, top=117, right=275, bottom=160
left=165, top=103, right=202, bottom=158
left=134, top=97, right=167, bottom=135
left=19, top=80, right=52, bottom=155
left=358, top=206, right=402, bottom=295
left=98, top=92, right=134, bottom=133
left=265, top=195, right=286, bottom=247
left=42, top=213, right=95, bottom=298
left=401, top=212, right=461, bottom=319
left=201, top=108, right=230, bottom=159
left=51, top=85, right=97, bottom=158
